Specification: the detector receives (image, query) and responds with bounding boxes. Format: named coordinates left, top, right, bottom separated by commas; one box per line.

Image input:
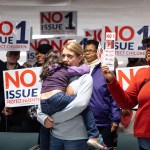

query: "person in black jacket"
left=0, top=51, right=35, bottom=132
left=0, top=60, right=5, bottom=112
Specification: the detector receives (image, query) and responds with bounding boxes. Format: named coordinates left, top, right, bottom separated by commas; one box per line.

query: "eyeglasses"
left=84, top=49, right=97, bottom=54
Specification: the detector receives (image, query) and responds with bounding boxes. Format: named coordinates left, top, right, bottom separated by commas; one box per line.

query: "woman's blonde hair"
left=62, top=41, right=84, bottom=64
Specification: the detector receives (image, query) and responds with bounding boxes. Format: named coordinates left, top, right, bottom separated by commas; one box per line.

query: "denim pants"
left=40, top=108, right=99, bottom=149
left=139, top=145, right=147, bottom=150
left=50, top=134, right=89, bottom=150
left=138, top=138, right=150, bottom=150
left=40, top=92, right=99, bottom=149
left=41, top=92, right=75, bottom=116
left=40, top=125, right=50, bottom=150
left=41, top=92, right=99, bottom=138
left=40, top=92, right=75, bottom=150
left=81, top=107, right=99, bottom=138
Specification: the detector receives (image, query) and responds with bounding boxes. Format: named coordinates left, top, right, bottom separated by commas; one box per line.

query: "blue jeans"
left=40, top=125, right=50, bottom=150
left=81, top=107, right=99, bottom=138
left=40, top=92, right=99, bottom=149
left=41, top=92, right=99, bottom=138
left=139, top=146, right=147, bottom=150
left=41, top=92, right=75, bottom=116
left=50, top=134, right=89, bottom=150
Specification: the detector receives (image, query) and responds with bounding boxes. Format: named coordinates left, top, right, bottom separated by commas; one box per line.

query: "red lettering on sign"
left=5, top=71, right=19, bottom=89
left=30, top=39, right=50, bottom=51
left=41, top=12, right=51, bottom=23
left=5, top=69, right=36, bottom=89
left=20, top=70, right=36, bottom=87
left=52, top=12, right=63, bottom=23
left=85, top=30, right=102, bottom=41
left=30, top=40, right=38, bottom=51
left=0, top=21, right=13, bottom=35
left=119, top=26, right=134, bottom=41
left=41, top=12, right=63, bottom=23
left=118, top=69, right=134, bottom=88
left=105, top=26, right=134, bottom=41
left=105, top=26, right=118, bottom=40
left=85, top=31, right=92, bottom=37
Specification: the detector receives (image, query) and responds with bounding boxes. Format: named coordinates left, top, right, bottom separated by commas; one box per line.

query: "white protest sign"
left=116, top=65, right=148, bottom=90
left=3, top=67, right=42, bottom=107
left=101, top=25, right=150, bottom=57
left=84, top=28, right=102, bottom=42
left=102, top=32, right=116, bottom=70
left=0, top=20, right=30, bottom=51
left=116, top=65, right=149, bottom=109
left=28, top=36, right=89, bottom=65
left=40, top=11, right=77, bottom=35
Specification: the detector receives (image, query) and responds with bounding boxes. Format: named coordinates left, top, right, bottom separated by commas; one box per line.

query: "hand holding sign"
left=102, top=32, right=116, bottom=71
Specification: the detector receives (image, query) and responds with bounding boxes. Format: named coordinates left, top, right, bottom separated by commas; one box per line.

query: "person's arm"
left=37, top=103, right=49, bottom=126
left=101, top=65, right=138, bottom=109
left=52, top=74, right=93, bottom=123
left=68, top=64, right=90, bottom=76
left=37, top=103, right=54, bottom=128
left=110, top=99, right=121, bottom=132
left=37, top=74, right=93, bottom=125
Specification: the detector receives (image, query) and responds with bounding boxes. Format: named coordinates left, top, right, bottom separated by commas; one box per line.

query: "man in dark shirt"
left=0, top=51, right=34, bottom=132
left=0, top=60, right=5, bottom=112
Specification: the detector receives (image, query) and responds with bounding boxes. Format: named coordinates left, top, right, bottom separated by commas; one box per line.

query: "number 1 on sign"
left=65, top=12, right=75, bottom=30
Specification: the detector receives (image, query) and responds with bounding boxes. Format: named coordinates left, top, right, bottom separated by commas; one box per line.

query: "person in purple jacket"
left=39, top=49, right=108, bottom=150
left=84, top=40, right=121, bottom=150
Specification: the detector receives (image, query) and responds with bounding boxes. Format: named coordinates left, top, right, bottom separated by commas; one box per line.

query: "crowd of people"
left=0, top=37, right=150, bottom=150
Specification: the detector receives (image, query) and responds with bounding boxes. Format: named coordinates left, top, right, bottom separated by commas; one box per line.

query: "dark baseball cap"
left=37, top=44, right=53, bottom=54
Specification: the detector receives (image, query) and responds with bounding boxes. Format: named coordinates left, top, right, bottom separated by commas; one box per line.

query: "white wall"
left=0, top=0, right=150, bottom=66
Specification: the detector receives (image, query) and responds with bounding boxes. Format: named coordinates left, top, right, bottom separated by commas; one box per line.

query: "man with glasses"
left=84, top=40, right=121, bottom=150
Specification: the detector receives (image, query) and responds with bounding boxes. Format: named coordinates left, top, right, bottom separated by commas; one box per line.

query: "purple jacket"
left=41, top=64, right=90, bottom=93
left=89, top=63, right=121, bottom=127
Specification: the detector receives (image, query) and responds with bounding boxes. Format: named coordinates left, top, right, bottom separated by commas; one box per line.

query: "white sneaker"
left=87, top=138, right=108, bottom=150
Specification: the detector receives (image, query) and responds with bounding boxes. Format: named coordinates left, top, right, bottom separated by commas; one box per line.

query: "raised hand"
left=101, top=65, right=115, bottom=83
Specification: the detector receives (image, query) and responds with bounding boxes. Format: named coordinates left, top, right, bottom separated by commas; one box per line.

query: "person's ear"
left=78, top=55, right=83, bottom=63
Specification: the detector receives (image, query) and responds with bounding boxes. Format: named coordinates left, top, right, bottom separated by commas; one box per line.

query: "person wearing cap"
left=23, top=44, right=53, bottom=68
left=27, top=44, right=53, bottom=150
left=34, top=44, right=53, bottom=67
left=101, top=37, right=150, bottom=150
left=0, top=51, right=34, bottom=132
